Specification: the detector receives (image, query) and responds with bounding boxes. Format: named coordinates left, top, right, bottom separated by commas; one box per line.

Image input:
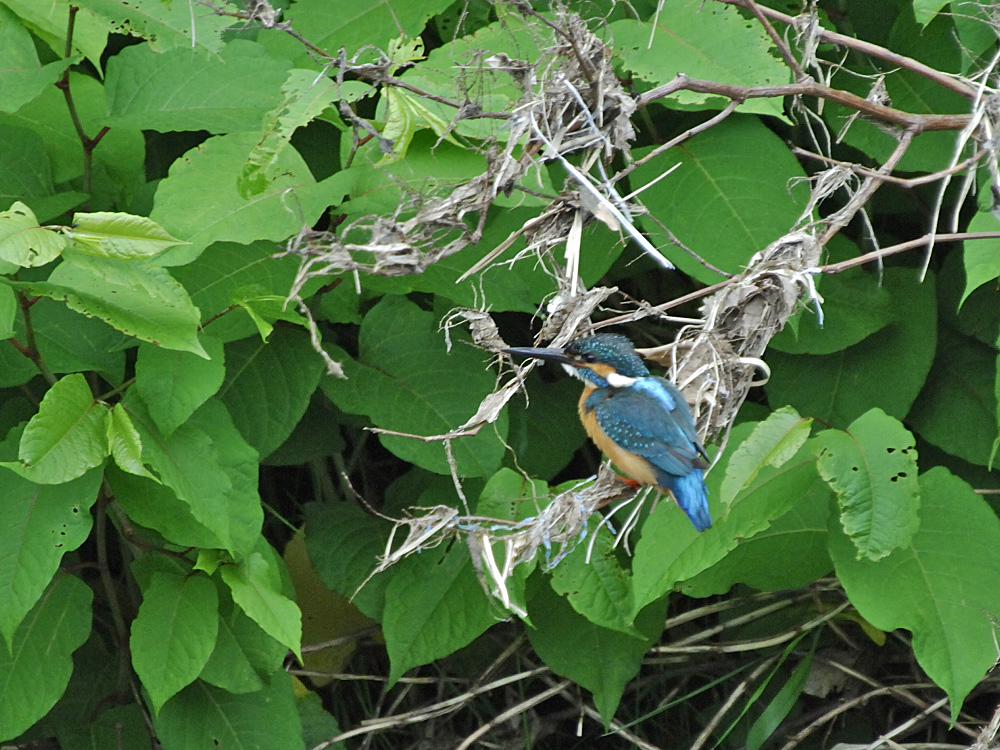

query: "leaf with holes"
left=810, top=409, right=920, bottom=561
left=0, top=201, right=66, bottom=267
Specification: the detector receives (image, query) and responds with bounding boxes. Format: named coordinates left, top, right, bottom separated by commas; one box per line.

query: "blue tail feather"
left=662, top=469, right=711, bottom=532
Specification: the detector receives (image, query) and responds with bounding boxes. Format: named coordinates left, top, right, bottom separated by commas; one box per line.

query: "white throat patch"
left=605, top=371, right=638, bottom=388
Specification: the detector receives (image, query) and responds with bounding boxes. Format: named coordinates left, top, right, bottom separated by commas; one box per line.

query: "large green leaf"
left=631, top=436, right=822, bottom=618
left=322, top=295, right=509, bottom=477
left=0, top=453, right=100, bottom=646
left=382, top=540, right=496, bottom=685
left=767, top=268, right=937, bottom=427
left=527, top=579, right=667, bottom=723
left=631, top=116, right=810, bottom=284
left=68, top=211, right=188, bottom=260
left=220, top=551, right=302, bottom=660
left=0, top=575, right=93, bottom=741
left=130, top=573, right=219, bottom=712
left=811, top=409, right=920, bottom=561
left=720, top=407, right=813, bottom=506
left=124, top=396, right=263, bottom=557
left=0, top=4, right=75, bottom=115
left=6, top=252, right=208, bottom=358
left=105, top=40, right=291, bottom=133
left=611, top=3, right=787, bottom=118
left=0, top=125, right=84, bottom=220
left=81, top=0, right=238, bottom=53
left=218, top=328, right=324, bottom=458
left=1, top=374, right=109, bottom=484
left=909, top=326, right=999, bottom=467
left=155, top=675, right=304, bottom=750
left=0, top=1, right=108, bottom=68
left=830, top=468, right=1000, bottom=721
left=150, top=132, right=350, bottom=264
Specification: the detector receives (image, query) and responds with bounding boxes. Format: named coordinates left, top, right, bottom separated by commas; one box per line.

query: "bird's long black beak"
left=503, top=346, right=575, bottom=366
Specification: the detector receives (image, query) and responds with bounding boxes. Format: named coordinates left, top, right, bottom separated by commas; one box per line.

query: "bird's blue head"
left=505, top=332, right=650, bottom=389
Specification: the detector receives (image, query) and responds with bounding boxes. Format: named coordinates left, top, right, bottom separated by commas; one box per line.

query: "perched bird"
left=505, top=333, right=711, bottom=531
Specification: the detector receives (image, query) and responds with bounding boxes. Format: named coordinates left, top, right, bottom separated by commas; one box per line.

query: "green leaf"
left=1, top=373, right=109, bottom=484
left=830, top=468, right=1000, bottom=721
left=10, top=252, right=209, bottom=358
left=913, top=0, right=949, bottom=26
left=959, top=213, right=1000, bottom=308
left=135, top=336, right=226, bottom=437
left=105, top=40, right=292, bottom=133
left=909, top=326, right=999, bottom=467
left=0, top=285, right=13, bottom=339
left=0, top=200, right=66, bottom=267
left=107, top=403, right=157, bottom=480
left=380, top=84, right=462, bottom=163
left=506, top=376, right=588, bottom=480
left=382, top=541, right=495, bottom=685
left=240, top=68, right=355, bottom=197
left=155, top=675, right=304, bottom=750
left=744, top=639, right=815, bottom=750
left=0, top=1, right=108, bottom=69
left=611, top=6, right=787, bottom=119
left=720, top=407, right=813, bottom=505
left=322, top=295, right=509, bottom=477
left=150, top=132, right=348, bottom=264
left=200, top=588, right=287, bottom=694
left=771, top=269, right=896, bottom=355
left=218, top=328, right=325, bottom=458
left=767, top=268, right=937, bottom=426
left=811, top=409, right=920, bottom=561
left=68, top=211, right=188, bottom=260
left=130, top=573, right=219, bottom=712
left=681, top=475, right=833, bottom=597
left=0, top=456, right=100, bottom=647
left=527, top=579, right=667, bottom=723
left=304, top=501, right=390, bottom=622
left=0, top=4, right=75, bottom=114
left=125, top=396, right=263, bottom=556
left=631, top=439, right=822, bottom=617
left=0, top=574, right=93, bottom=740
left=221, top=552, right=302, bottom=660
left=631, top=116, right=810, bottom=284
left=82, top=0, right=238, bottom=53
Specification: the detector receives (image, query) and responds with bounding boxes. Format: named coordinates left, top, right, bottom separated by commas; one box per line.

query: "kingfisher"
left=505, top=333, right=711, bottom=531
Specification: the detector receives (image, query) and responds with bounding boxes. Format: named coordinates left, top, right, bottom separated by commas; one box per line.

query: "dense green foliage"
left=1, top=0, right=999, bottom=747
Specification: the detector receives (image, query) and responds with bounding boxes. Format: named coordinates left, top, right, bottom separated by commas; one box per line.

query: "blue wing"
left=589, top=377, right=707, bottom=477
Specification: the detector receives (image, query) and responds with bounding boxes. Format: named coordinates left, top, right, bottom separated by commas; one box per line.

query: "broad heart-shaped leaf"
left=8, top=252, right=208, bottom=358
left=611, top=5, right=787, bottom=119
left=631, top=434, right=822, bottom=618
left=909, top=325, right=999, bottom=467
left=631, top=116, right=810, bottom=285
left=720, top=407, right=813, bottom=506
left=770, top=269, right=896, bottom=355
left=0, top=1, right=108, bottom=70
left=767, top=268, right=937, bottom=427
left=811, top=409, right=920, bottom=561
left=199, top=586, right=288, bottom=695
left=124, top=395, right=263, bottom=557
left=0, top=574, right=92, bottom=741
left=150, top=132, right=350, bottom=265
left=217, top=328, right=325, bottom=459
left=527, top=577, right=668, bottom=724
left=0, top=201, right=66, bottom=267
left=0, top=444, right=100, bottom=648
left=382, top=540, right=496, bottom=685
left=108, top=403, right=157, bottom=480
left=830, top=468, right=1000, bottom=722
left=105, top=40, right=291, bottom=134
left=77, top=0, right=238, bottom=53
left=303, top=500, right=391, bottom=622
left=135, top=336, right=226, bottom=437
left=959, top=212, right=1000, bottom=307
left=68, top=211, right=188, bottom=260
left=155, top=674, right=304, bottom=750
left=322, top=295, right=509, bottom=477
left=0, top=3, right=76, bottom=114
left=681, top=475, right=833, bottom=597
left=1, top=373, right=110, bottom=484
left=220, top=552, right=302, bottom=661
left=130, top=573, right=219, bottom=713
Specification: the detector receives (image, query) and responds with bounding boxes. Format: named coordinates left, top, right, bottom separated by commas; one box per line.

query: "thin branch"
left=636, top=75, right=971, bottom=132
left=792, top=145, right=988, bottom=187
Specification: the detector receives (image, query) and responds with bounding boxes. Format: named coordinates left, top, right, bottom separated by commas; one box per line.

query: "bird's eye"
left=581, top=352, right=597, bottom=363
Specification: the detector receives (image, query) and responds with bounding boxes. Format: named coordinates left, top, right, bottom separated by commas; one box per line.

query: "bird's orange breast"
left=578, top=386, right=659, bottom=488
